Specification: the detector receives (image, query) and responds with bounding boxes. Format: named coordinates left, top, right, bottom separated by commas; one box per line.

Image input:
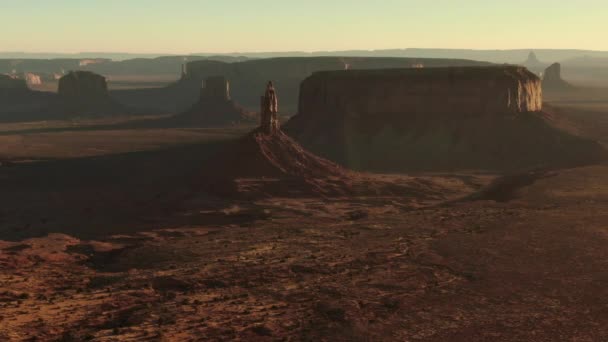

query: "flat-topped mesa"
left=58, top=71, right=109, bottom=103
left=200, top=76, right=230, bottom=103
left=297, top=66, right=542, bottom=119
left=260, top=81, right=279, bottom=134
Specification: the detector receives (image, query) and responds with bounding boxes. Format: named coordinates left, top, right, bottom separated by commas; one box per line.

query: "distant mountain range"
left=2, top=49, right=608, bottom=63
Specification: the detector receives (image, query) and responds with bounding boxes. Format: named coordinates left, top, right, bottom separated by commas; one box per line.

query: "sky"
left=1, top=0, right=607, bottom=53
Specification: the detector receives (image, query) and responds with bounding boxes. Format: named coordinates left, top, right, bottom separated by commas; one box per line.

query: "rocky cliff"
left=296, top=66, right=542, bottom=120
left=286, top=66, right=605, bottom=172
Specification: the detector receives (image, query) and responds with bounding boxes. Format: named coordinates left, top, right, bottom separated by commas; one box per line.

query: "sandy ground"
left=1, top=93, right=608, bottom=340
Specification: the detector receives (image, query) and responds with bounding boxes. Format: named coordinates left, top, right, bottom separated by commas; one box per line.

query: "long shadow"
left=0, top=113, right=257, bottom=140
left=0, top=137, right=243, bottom=241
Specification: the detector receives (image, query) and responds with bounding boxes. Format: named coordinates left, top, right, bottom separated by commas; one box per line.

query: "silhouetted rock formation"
left=542, top=63, right=573, bottom=91
left=173, top=76, right=252, bottom=126
left=199, top=83, right=359, bottom=198
left=56, top=71, right=128, bottom=116
left=0, top=74, right=28, bottom=91
left=202, top=128, right=357, bottom=198
left=522, top=51, right=547, bottom=74
left=58, top=71, right=109, bottom=102
left=260, top=81, right=279, bottom=134
left=286, top=66, right=606, bottom=172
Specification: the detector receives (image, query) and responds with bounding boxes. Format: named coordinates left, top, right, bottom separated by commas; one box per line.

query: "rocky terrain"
left=1, top=139, right=608, bottom=340
left=1, top=61, right=608, bottom=341
left=286, top=66, right=605, bottom=172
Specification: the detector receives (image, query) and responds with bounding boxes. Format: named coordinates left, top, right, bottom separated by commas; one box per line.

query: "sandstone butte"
left=285, top=66, right=606, bottom=172
left=296, top=66, right=543, bottom=120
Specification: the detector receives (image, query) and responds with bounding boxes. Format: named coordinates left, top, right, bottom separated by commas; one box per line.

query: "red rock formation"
left=260, top=81, right=279, bottom=134
left=296, top=67, right=542, bottom=119
left=200, top=82, right=354, bottom=197
left=286, top=66, right=606, bottom=172
left=200, top=128, right=359, bottom=198
left=55, top=71, right=129, bottom=117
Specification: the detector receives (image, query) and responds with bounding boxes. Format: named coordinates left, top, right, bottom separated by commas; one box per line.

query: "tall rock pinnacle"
left=260, top=81, right=279, bottom=134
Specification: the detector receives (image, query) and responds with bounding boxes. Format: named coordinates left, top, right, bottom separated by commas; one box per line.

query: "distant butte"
left=542, top=62, right=573, bottom=91
left=173, top=76, right=253, bottom=126
left=56, top=71, right=128, bottom=116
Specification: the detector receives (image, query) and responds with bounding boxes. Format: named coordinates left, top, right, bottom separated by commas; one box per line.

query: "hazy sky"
left=1, top=0, right=606, bottom=53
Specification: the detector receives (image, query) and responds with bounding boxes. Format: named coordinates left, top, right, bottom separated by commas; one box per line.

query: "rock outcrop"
left=58, top=71, right=109, bottom=103
left=286, top=66, right=605, bottom=172
left=173, top=76, right=252, bottom=126
left=542, top=63, right=573, bottom=91
left=260, top=81, right=279, bottom=134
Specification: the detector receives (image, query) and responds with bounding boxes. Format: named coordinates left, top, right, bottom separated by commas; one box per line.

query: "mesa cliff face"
left=286, top=66, right=604, bottom=172
left=297, top=66, right=542, bottom=120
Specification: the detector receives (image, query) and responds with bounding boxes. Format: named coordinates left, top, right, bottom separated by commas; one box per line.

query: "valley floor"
left=1, top=103, right=608, bottom=340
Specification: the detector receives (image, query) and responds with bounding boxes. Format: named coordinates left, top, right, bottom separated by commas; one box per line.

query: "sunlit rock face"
left=296, top=66, right=542, bottom=120
left=58, top=71, right=109, bottom=103
left=285, top=66, right=605, bottom=172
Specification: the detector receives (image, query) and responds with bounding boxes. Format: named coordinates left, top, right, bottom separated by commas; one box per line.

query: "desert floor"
left=1, top=90, right=608, bottom=341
